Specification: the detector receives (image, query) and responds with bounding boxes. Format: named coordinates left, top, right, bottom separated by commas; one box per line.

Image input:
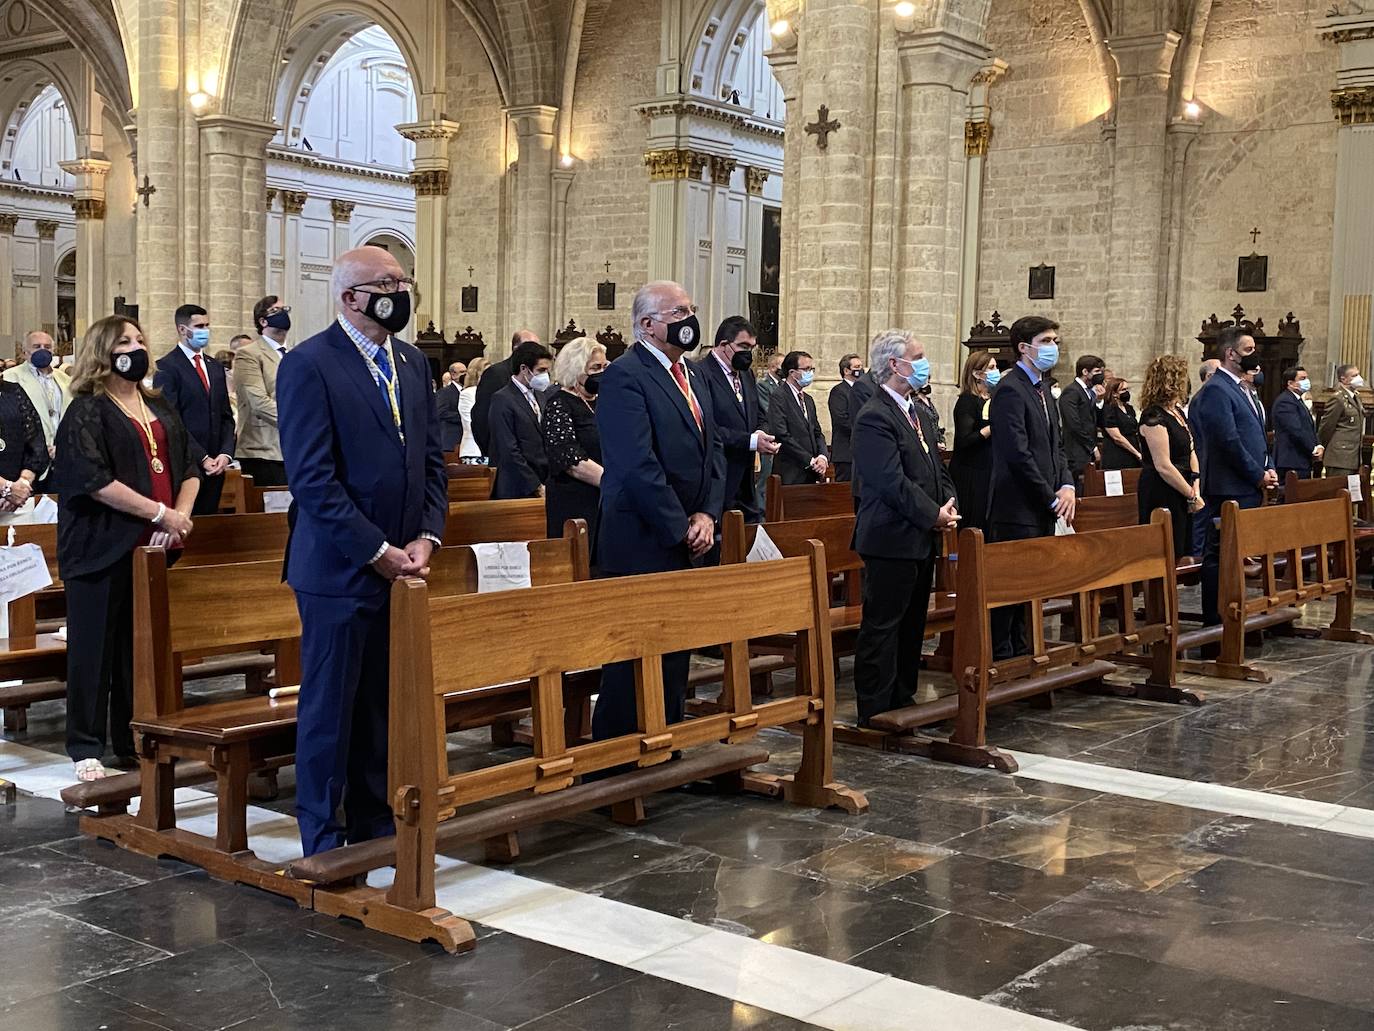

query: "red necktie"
left=193, top=353, right=210, bottom=393
left=670, top=362, right=703, bottom=430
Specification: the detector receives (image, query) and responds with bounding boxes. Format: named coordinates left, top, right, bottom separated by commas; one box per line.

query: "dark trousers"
left=1278, top=466, right=1311, bottom=483
left=833, top=462, right=852, bottom=483
left=988, top=519, right=1051, bottom=660
left=65, top=552, right=136, bottom=762
left=1201, top=491, right=1261, bottom=625
left=1190, top=497, right=1212, bottom=559
left=192, top=471, right=225, bottom=515
left=592, top=652, right=689, bottom=741
left=853, top=554, right=934, bottom=724
left=239, top=457, right=287, bottom=488
left=1325, top=466, right=1358, bottom=482
left=293, top=590, right=393, bottom=856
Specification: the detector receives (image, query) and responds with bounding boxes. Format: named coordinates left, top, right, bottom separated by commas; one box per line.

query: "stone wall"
left=1177, top=0, right=1337, bottom=378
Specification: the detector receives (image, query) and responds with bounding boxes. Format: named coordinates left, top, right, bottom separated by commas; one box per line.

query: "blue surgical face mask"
left=1298, top=378, right=1311, bottom=393
left=798, top=369, right=815, bottom=388
left=188, top=327, right=210, bottom=350
left=1032, top=342, right=1059, bottom=372
left=983, top=366, right=1001, bottom=388
left=902, top=356, right=931, bottom=391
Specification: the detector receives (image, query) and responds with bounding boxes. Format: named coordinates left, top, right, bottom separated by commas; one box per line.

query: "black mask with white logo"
left=357, top=289, right=411, bottom=334
left=665, top=313, right=699, bottom=350
left=112, top=349, right=149, bottom=382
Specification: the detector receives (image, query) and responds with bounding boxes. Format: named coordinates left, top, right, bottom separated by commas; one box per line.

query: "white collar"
left=639, top=338, right=677, bottom=372
left=178, top=340, right=207, bottom=363
left=261, top=334, right=286, bottom=353
left=788, top=379, right=806, bottom=400
left=1218, top=366, right=1243, bottom=384
left=881, top=383, right=911, bottom=410
left=513, top=376, right=536, bottom=401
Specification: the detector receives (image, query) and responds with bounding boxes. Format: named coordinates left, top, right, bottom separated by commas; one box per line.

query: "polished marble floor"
left=5, top=600, right=1374, bottom=1030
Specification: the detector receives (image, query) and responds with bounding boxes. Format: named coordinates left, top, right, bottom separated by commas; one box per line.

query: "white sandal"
left=73, top=758, right=109, bottom=782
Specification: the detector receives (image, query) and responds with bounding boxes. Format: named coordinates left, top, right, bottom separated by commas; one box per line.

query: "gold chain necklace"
left=108, top=390, right=164, bottom=474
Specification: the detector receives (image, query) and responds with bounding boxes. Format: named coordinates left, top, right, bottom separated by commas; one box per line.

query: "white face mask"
left=1352, top=375, right=1365, bottom=389
left=528, top=371, right=551, bottom=392
left=1050, top=386, right=1062, bottom=400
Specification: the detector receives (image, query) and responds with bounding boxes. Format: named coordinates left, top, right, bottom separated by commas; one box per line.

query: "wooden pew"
left=1284, top=467, right=1374, bottom=597
left=235, top=474, right=292, bottom=514
left=288, top=542, right=867, bottom=950
left=1176, top=494, right=1374, bottom=682
left=445, top=497, right=545, bottom=542
left=860, top=512, right=1190, bottom=770
left=1082, top=463, right=1141, bottom=497
left=763, top=474, right=850, bottom=522
left=218, top=468, right=245, bottom=513
left=445, top=462, right=495, bottom=502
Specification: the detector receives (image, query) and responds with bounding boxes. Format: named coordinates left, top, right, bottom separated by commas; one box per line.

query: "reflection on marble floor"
left=5, top=596, right=1374, bottom=1029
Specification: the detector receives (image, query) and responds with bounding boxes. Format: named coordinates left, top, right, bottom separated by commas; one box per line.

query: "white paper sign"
left=1348, top=474, right=1364, bottom=504
left=746, top=525, right=785, bottom=563
left=470, top=541, right=532, bottom=593
left=1103, top=470, right=1124, bottom=497
left=263, top=490, right=294, bottom=513
left=1054, top=516, right=1075, bottom=536
left=0, top=544, right=53, bottom=605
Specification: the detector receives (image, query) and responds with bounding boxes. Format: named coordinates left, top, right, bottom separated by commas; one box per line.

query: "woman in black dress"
left=1137, top=355, right=1202, bottom=559
left=949, top=350, right=998, bottom=530
left=542, top=337, right=608, bottom=546
left=0, top=379, right=49, bottom=519
left=1100, top=376, right=1142, bottom=469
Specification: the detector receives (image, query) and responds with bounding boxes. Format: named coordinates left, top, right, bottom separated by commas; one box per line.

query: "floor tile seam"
left=31, top=904, right=179, bottom=965
left=977, top=941, right=1096, bottom=1005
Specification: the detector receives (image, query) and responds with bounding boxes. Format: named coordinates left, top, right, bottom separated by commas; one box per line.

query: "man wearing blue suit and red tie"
left=277, top=246, right=448, bottom=856
left=593, top=280, right=727, bottom=741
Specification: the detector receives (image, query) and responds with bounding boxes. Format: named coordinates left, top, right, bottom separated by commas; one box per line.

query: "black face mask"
left=664, top=313, right=700, bottom=350
left=583, top=372, right=602, bottom=397
left=1238, top=351, right=1262, bottom=373
left=1090, top=371, right=1105, bottom=386
left=264, top=310, right=291, bottom=332
left=729, top=349, right=754, bottom=372
left=1119, top=390, right=1131, bottom=404
left=355, top=289, right=411, bottom=334
left=112, top=348, right=149, bottom=382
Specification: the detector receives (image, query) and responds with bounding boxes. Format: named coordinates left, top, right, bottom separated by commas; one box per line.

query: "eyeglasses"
left=350, top=276, right=416, bottom=294
left=651, top=304, right=698, bottom=321
left=268, top=305, right=292, bottom=315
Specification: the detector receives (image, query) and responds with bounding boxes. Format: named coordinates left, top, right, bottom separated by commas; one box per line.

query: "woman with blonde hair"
left=56, top=315, right=201, bottom=781
left=457, top=355, right=487, bottom=459
left=948, top=350, right=999, bottom=530
left=542, top=337, right=608, bottom=544
left=1137, top=354, right=1202, bottom=559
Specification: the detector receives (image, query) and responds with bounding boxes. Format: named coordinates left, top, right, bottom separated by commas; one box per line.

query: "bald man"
left=277, top=245, right=448, bottom=856
left=472, top=328, right=540, bottom=454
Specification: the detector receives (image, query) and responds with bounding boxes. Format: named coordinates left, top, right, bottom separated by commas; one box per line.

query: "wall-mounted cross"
left=804, top=106, right=841, bottom=151
left=136, top=176, right=156, bottom=207
left=467, top=265, right=475, bottom=279
left=1249, top=226, right=1261, bottom=246
left=604, top=260, right=612, bottom=276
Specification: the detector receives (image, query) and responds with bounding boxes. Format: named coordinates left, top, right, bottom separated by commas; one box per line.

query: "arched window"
left=5, top=84, right=76, bottom=188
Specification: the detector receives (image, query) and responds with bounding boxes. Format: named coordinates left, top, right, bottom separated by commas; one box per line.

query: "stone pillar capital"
left=1332, top=85, right=1374, bottom=125
left=0, top=213, right=17, bottom=235
left=58, top=158, right=112, bottom=181
left=196, top=115, right=279, bottom=156
left=72, top=198, right=106, bottom=220
left=280, top=190, right=308, bottom=215
left=744, top=166, right=770, bottom=195
left=708, top=155, right=737, bottom=185
left=644, top=148, right=708, bottom=181
left=964, top=119, right=992, bottom=157
left=34, top=220, right=59, bottom=240
left=896, top=29, right=992, bottom=89
left=330, top=199, right=356, bottom=223
left=410, top=170, right=450, bottom=196
left=1105, top=31, right=1182, bottom=78
left=265, top=187, right=277, bottom=210
left=505, top=105, right=559, bottom=138
left=395, top=118, right=461, bottom=144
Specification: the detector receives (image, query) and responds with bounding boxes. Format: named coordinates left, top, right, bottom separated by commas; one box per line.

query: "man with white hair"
left=5, top=330, right=70, bottom=470
left=850, top=330, right=959, bottom=726
left=276, top=245, right=448, bottom=855
left=592, top=279, right=726, bottom=743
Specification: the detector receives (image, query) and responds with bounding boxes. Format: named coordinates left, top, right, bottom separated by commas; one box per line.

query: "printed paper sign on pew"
left=0, top=544, right=53, bottom=639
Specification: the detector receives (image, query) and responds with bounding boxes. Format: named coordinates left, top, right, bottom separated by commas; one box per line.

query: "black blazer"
left=989, top=363, right=1073, bottom=533
left=767, top=383, right=828, bottom=484
left=153, top=346, right=234, bottom=462
left=54, top=392, right=200, bottom=579
left=1057, top=381, right=1098, bottom=472
left=1271, top=388, right=1318, bottom=472
left=488, top=380, right=548, bottom=499
left=828, top=381, right=858, bottom=464
left=693, top=354, right=762, bottom=521
left=0, top=382, right=49, bottom=483
left=471, top=355, right=514, bottom=454
left=852, top=389, right=955, bottom=560
left=436, top=381, right=464, bottom=453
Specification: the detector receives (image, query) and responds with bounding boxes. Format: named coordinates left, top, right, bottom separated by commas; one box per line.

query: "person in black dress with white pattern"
left=1137, top=355, right=1202, bottom=559
left=542, top=337, right=608, bottom=548
left=0, top=379, right=49, bottom=520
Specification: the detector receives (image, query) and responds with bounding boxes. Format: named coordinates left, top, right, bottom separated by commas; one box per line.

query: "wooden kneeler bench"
left=287, top=543, right=867, bottom=951
left=1285, top=468, right=1374, bottom=598
left=1177, top=494, right=1374, bottom=683
left=858, top=512, right=1190, bottom=771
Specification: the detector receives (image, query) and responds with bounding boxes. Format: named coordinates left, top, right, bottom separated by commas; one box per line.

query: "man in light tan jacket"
left=1319, top=363, right=1365, bottom=481
left=235, top=294, right=291, bottom=486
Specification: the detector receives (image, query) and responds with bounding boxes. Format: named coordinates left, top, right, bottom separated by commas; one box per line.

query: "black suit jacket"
left=693, top=354, right=762, bottom=521
left=154, top=346, right=235, bottom=461
left=488, top=380, right=548, bottom=499
left=1272, top=388, right=1317, bottom=472
left=852, top=389, right=954, bottom=560
left=1057, top=381, right=1098, bottom=472
left=851, top=371, right=877, bottom=407
left=767, top=383, right=828, bottom=484
left=436, top=381, right=464, bottom=452
left=828, top=381, right=858, bottom=464
left=472, top=355, right=514, bottom=454
left=989, top=363, right=1073, bottom=533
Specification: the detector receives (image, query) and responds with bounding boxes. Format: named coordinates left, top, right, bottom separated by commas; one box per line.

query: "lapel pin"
left=399, top=353, right=407, bottom=363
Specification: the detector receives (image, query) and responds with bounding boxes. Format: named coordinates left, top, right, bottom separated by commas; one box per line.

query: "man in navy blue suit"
left=1189, top=326, right=1276, bottom=626
left=1271, top=364, right=1322, bottom=484
left=987, top=315, right=1076, bottom=659
left=277, top=246, right=448, bottom=855
left=692, top=315, right=778, bottom=528
left=593, top=280, right=726, bottom=741
left=153, top=304, right=236, bottom=514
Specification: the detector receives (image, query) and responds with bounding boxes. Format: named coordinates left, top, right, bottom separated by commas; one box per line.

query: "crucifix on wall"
left=461, top=266, right=479, bottom=312
left=598, top=261, right=616, bottom=311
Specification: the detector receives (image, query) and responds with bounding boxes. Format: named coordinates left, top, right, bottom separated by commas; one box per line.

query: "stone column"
left=550, top=167, right=576, bottom=326
left=330, top=199, right=355, bottom=259
left=198, top=115, right=278, bottom=334
left=0, top=214, right=16, bottom=350
left=1161, top=118, right=1201, bottom=350
left=60, top=159, right=111, bottom=338
left=265, top=188, right=280, bottom=296
left=705, top=155, right=738, bottom=330
left=35, top=220, right=59, bottom=336
left=643, top=147, right=707, bottom=284
left=958, top=61, right=1007, bottom=345
left=506, top=105, right=559, bottom=337
left=136, top=0, right=182, bottom=342
left=397, top=118, right=459, bottom=332
left=281, top=190, right=308, bottom=316
left=1318, top=14, right=1374, bottom=370
left=1103, top=32, right=1180, bottom=376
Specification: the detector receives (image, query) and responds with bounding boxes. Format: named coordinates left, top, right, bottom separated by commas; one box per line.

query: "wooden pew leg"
left=914, top=737, right=1020, bottom=774
left=211, top=744, right=249, bottom=855
left=2, top=704, right=27, bottom=733
left=483, top=831, right=520, bottom=863
left=136, top=753, right=177, bottom=832
left=1, top=778, right=15, bottom=805
left=490, top=721, right=518, bottom=747
left=1320, top=627, right=1374, bottom=645
left=610, top=797, right=646, bottom=825
left=1178, top=658, right=1272, bottom=684
left=315, top=885, right=476, bottom=955
left=248, top=769, right=279, bottom=802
